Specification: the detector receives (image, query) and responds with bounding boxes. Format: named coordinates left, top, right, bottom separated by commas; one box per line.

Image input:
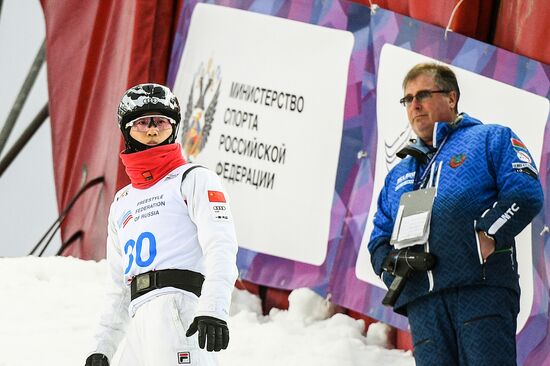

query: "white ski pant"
left=116, top=292, right=218, bottom=366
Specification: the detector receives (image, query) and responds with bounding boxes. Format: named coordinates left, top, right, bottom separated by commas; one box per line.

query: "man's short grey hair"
left=402, top=63, right=460, bottom=112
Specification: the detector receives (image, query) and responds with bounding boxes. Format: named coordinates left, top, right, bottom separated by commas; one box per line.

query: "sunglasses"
left=125, top=115, right=175, bottom=131
left=399, top=90, right=450, bottom=107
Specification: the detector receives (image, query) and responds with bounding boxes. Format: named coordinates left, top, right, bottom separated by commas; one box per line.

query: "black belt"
left=130, top=269, right=204, bottom=301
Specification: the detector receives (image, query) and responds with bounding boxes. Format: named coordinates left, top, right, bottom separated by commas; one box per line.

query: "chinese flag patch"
left=208, top=190, right=226, bottom=202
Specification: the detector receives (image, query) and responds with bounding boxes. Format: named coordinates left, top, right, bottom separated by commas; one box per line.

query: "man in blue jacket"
left=368, top=63, right=543, bottom=366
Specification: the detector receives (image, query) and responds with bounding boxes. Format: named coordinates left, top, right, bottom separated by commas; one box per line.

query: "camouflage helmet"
left=117, top=83, right=181, bottom=151
left=117, top=83, right=181, bottom=129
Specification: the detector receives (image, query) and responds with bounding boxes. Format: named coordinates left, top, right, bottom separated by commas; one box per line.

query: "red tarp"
left=41, top=0, right=180, bottom=259
left=493, top=0, right=550, bottom=65
left=358, top=0, right=497, bottom=42
left=359, top=0, right=550, bottom=65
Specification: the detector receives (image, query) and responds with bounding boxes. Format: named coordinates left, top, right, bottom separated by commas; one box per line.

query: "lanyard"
left=413, top=135, right=448, bottom=190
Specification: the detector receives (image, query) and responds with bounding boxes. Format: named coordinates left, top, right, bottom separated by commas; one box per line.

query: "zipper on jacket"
left=494, top=247, right=513, bottom=254
left=509, top=246, right=515, bottom=271
left=473, top=220, right=486, bottom=280
left=425, top=161, right=442, bottom=291
left=434, top=161, right=442, bottom=196
left=425, top=241, right=434, bottom=291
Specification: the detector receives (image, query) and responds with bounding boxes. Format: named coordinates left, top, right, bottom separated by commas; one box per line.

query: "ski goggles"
left=125, top=115, right=176, bottom=131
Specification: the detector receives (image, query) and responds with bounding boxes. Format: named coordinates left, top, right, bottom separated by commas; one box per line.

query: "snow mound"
left=230, top=287, right=262, bottom=316
left=366, top=322, right=395, bottom=349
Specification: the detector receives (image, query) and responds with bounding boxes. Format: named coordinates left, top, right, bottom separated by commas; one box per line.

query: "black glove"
left=186, top=316, right=229, bottom=352
left=85, top=353, right=109, bottom=366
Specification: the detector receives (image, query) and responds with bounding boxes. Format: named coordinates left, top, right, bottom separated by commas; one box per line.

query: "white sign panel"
left=173, top=3, right=354, bottom=265
left=356, top=44, right=549, bottom=331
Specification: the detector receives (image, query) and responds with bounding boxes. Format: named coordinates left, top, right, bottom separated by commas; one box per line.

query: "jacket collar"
left=432, top=113, right=460, bottom=148
left=397, top=113, right=481, bottom=163
left=430, top=112, right=483, bottom=148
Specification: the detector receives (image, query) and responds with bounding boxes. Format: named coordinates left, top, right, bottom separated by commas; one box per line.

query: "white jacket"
left=90, top=164, right=239, bottom=359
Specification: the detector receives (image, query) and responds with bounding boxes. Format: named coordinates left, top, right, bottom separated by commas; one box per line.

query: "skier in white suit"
left=85, top=83, right=238, bottom=366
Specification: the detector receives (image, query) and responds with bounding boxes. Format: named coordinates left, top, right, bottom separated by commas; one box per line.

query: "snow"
left=0, top=256, right=414, bottom=366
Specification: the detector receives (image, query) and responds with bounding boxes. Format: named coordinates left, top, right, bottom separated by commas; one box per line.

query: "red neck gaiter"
left=120, top=143, right=186, bottom=189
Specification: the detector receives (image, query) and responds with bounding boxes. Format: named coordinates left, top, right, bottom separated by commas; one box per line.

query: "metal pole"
left=29, top=176, right=104, bottom=256
left=0, top=103, right=49, bottom=178
left=54, top=231, right=84, bottom=256
left=0, top=38, right=46, bottom=156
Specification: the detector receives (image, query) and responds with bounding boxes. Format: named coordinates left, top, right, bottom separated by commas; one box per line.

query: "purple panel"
left=168, top=2, right=550, bottom=363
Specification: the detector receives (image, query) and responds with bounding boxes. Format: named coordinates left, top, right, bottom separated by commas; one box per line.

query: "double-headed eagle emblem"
left=180, top=60, right=221, bottom=160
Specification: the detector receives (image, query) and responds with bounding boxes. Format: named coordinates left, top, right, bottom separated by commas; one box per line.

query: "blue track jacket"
left=368, top=113, right=544, bottom=314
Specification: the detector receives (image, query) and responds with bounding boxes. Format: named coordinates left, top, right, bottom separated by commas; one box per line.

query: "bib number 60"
left=124, top=231, right=157, bottom=274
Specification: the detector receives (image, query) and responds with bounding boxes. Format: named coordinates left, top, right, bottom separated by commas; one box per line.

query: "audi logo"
left=213, top=206, right=226, bottom=210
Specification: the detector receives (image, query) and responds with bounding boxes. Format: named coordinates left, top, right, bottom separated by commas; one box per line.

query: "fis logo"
left=116, top=189, right=130, bottom=201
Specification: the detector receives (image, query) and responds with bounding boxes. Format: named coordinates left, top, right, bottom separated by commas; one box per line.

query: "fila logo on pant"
left=178, top=351, right=191, bottom=364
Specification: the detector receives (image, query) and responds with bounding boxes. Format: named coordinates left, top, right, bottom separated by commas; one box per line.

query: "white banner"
left=356, top=44, right=549, bottom=330
left=173, top=3, right=354, bottom=265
